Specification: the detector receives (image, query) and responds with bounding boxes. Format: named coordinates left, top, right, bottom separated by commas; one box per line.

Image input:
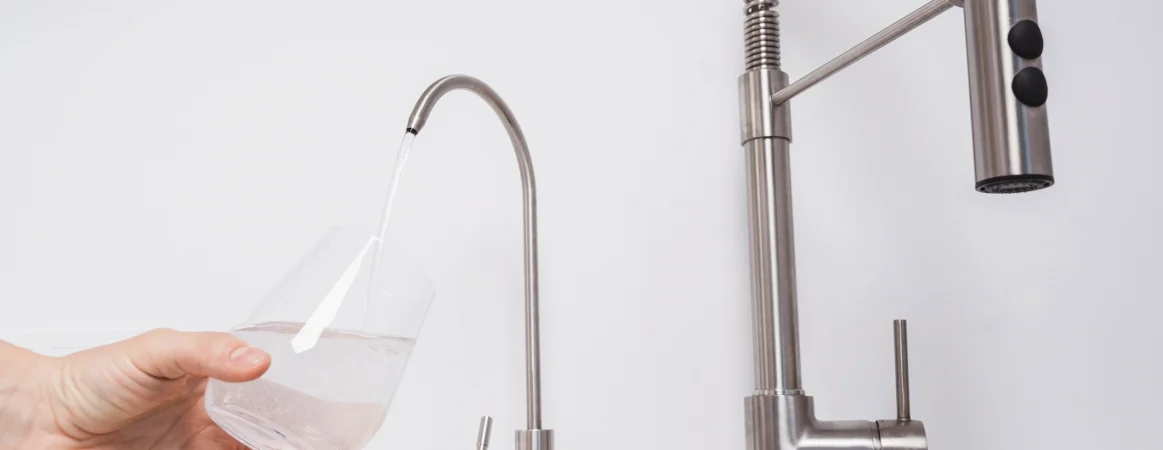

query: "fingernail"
left=229, top=346, right=267, bottom=366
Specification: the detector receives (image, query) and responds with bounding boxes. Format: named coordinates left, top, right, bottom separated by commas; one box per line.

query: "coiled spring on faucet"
left=744, top=0, right=781, bottom=70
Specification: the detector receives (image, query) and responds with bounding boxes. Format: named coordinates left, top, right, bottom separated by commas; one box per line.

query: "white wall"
left=2, top=0, right=1160, bottom=448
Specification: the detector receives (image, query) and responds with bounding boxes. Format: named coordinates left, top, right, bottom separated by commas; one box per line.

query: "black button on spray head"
left=1012, top=67, right=1049, bottom=107
left=1008, top=20, right=1045, bottom=59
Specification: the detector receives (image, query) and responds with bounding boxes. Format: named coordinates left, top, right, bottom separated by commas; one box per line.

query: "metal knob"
left=476, top=416, right=493, bottom=450
left=893, top=319, right=910, bottom=421
left=876, top=319, right=927, bottom=450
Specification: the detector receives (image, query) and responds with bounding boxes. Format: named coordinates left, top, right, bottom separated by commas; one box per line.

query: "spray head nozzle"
left=975, top=174, right=1054, bottom=194
left=962, top=0, right=1054, bottom=194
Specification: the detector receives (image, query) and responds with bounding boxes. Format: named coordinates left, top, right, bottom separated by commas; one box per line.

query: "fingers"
left=125, top=329, right=270, bottom=382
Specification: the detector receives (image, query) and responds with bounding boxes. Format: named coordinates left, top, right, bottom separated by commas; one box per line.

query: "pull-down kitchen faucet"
left=738, top=0, right=1055, bottom=449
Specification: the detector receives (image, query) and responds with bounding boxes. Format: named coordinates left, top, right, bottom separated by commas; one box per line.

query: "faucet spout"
left=405, top=75, right=552, bottom=448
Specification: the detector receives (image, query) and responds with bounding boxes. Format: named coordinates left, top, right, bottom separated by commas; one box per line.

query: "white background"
left=2, top=0, right=1160, bottom=449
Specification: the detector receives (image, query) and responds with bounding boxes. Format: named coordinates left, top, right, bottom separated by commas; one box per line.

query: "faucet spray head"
left=963, top=0, right=1054, bottom=194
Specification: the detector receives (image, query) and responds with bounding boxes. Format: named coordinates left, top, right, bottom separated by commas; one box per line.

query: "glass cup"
left=205, top=226, right=434, bottom=450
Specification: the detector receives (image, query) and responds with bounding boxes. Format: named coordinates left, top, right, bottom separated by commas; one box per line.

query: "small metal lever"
left=893, top=319, right=911, bottom=421
left=476, top=416, right=493, bottom=450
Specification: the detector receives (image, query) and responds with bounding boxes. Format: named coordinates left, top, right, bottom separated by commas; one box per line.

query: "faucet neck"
left=407, top=75, right=546, bottom=433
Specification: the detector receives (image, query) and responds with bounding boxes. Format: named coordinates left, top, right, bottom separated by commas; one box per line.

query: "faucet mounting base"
left=745, top=394, right=925, bottom=450
left=515, top=429, right=554, bottom=450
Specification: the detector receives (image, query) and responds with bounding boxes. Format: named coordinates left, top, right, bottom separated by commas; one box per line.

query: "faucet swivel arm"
left=406, top=75, right=553, bottom=450
left=767, top=0, right=959, bottom=106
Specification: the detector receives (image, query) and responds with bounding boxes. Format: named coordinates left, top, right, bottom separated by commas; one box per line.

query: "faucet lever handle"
left=476, top=416, right=494, bottom=450
left=893, top=319, right=911, bottom=421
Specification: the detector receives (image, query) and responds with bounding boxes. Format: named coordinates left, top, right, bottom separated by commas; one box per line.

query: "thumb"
left=123, top=328, right=271, bottom=382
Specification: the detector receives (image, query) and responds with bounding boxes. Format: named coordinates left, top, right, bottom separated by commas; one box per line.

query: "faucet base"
left=515, top=429, right=554, bottom=450
left=875, top=420, right=927, bottom=450
left=745, top=394, right=926, bottom=450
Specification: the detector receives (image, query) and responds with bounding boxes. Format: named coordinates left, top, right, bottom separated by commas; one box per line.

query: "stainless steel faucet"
left=738, top=0, right=1054, bottom=449
left=405, top=75, right=554, bottom=450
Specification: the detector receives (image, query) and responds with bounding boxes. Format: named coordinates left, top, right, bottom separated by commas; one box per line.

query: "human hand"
left=0, top=329, right=270, bottom=450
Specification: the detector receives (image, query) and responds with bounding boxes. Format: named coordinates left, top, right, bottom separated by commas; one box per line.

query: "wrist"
left=0, top=341, right=55, bottom=450
left=0, top=340, right=41, bottom=389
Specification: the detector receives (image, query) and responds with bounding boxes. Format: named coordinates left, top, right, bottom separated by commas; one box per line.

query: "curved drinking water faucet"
left=404, top=75, right=553, bottom=450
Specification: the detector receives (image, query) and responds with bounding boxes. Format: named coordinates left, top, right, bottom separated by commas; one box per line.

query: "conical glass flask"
left=204, top=226, right=434, bottom=450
